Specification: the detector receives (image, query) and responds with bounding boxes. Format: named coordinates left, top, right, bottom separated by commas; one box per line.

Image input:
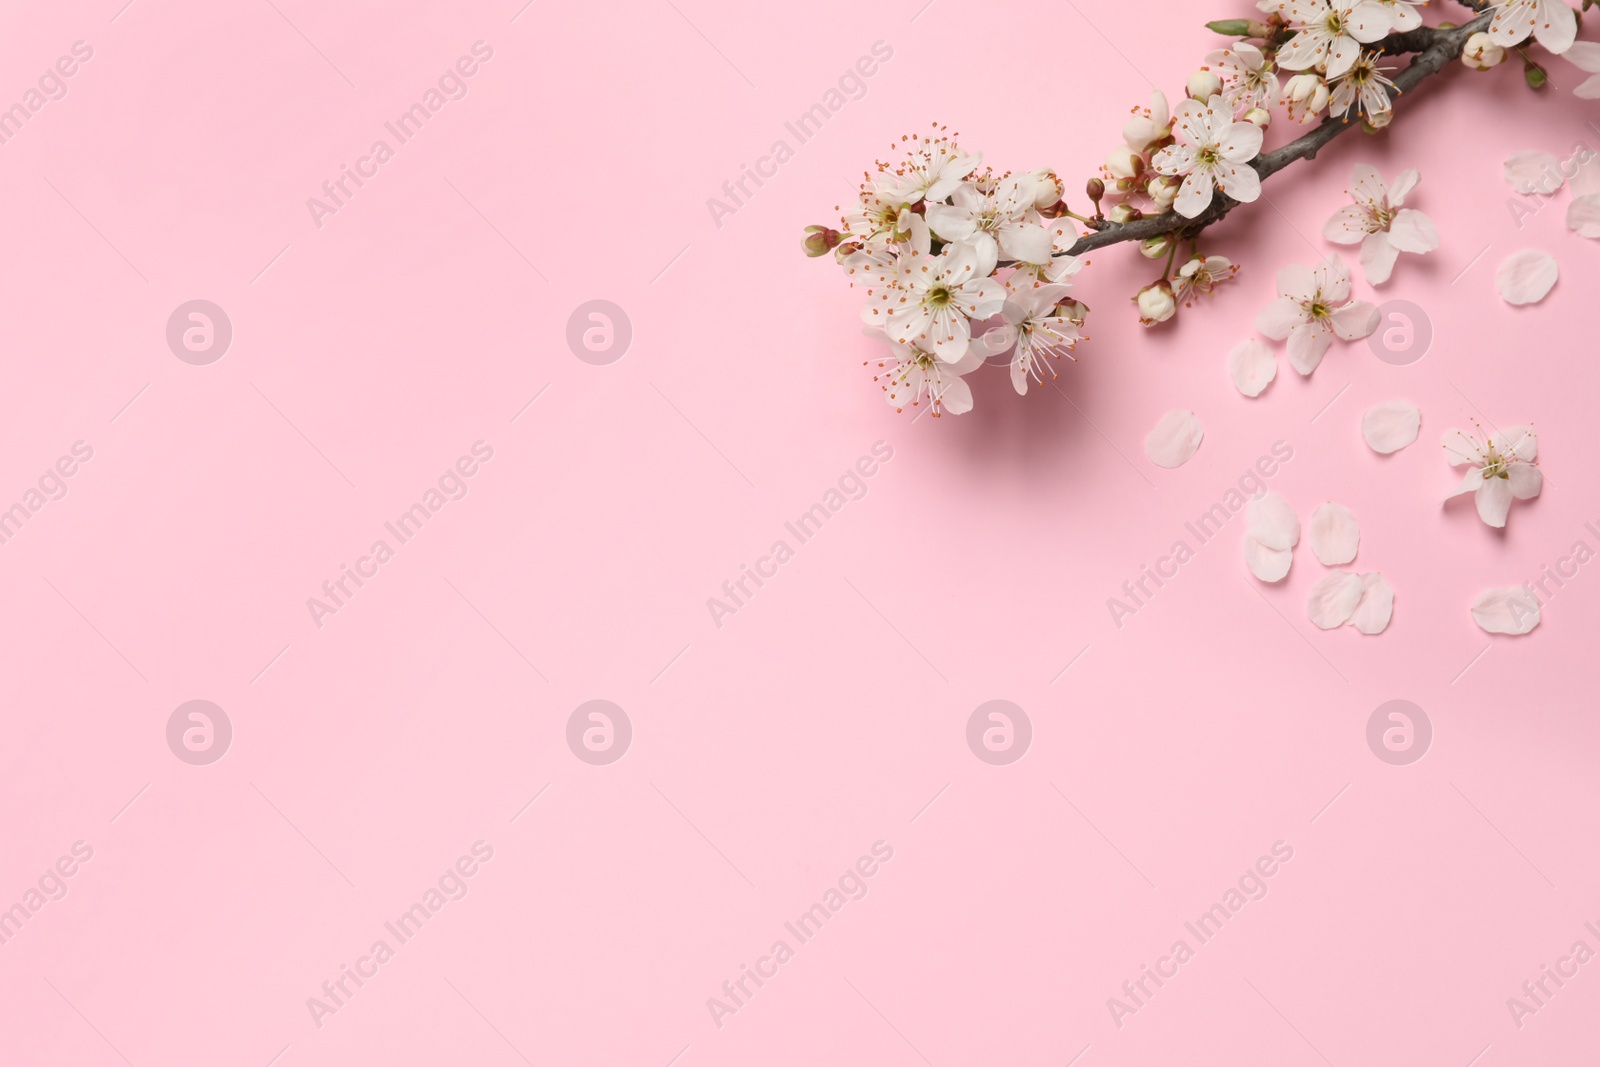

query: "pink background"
left=3, top=0, right=1599, bottom=1063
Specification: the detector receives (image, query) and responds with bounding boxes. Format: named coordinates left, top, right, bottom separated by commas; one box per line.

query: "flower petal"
left=1330, top=300, right=1379, bottom=340
left=1247, top=490, right=1301, bottom=550
left=1387, top=209, right=1439, bottom=254
left=1175, top=170, right=1216, bottom=218
left=1567, top=194, right=1600, bottom=238
left=1533, top=0, right=1576, bottom=54
left=1476, top=476, right=1513, bottom=527
left=1245, top=536, right=1294, bottom=582
left=1217, top=161, right=1262, bottom=204
left=1309, top=502, right=1361, bottom=565
left=1387, top=167, right=1420, bottom=206
left=1350, top=572, right=1394, bottom=634
left=1218, top=122, right=1264, bottom=162
left=1286, top=322, right=1333, bottom=375
left=1442, top=427, right=1485, bottom=466
left=1503, top=150, right=1562, bottom=195
left=1349, top=163, right=1388, bottom=210
left=1495, top=249, right=1558, bottom=305
left=1307, top=571, right=1364, bottom=629
left=1324, top=205, right=1375, bottom=245
left=1144, top=409, right=1205, bottom=468
left=1359, top=233, right=1401, bottom=285
left=1313, top=256, right=1352, bottom=303
left=1508, top=462, right=1543, bottom=499
left=1491, top=425, right=1537, bottom=462
left=1276, top=262, right=1317, bottom=303
left=1255, top=297, right=1304, bottom=340
left=1360, top=400, right=1421, bottom=453
left=1471, top=586, right=1541, bottom=635
left=1228, top=338, right=1278, bottom=397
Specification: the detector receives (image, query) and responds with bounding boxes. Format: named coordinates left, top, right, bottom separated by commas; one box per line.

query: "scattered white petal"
left=1228, top=338, right=1277, bottom=397
left=1309, top=503, right=1360, bottom=565
left=1495, top=249, right=1558, bottom=306
left=1307, top=571, right=1364, bottom=629
left=1349, top=572, right=1394, bottom=634
left=1568, top=194, right=1600, bottom=238
left=1245, top=536, right=1294, bottom=582
left=1503, top=150, right=1563, bottom=195
left=1145, top=409, right=1204, bottom=468
left=1471, top=586, right=1541, bottom=635
left=1361, top=400, right=1421, bottom=454
left=1247, top=490, right=1301, bottom=551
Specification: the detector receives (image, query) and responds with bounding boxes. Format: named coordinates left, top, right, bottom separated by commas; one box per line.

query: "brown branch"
left=1058, top=8, right=1494, bottom=258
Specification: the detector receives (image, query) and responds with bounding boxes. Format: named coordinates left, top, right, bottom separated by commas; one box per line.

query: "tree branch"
left=1058, top=9, right=1495, bottom=257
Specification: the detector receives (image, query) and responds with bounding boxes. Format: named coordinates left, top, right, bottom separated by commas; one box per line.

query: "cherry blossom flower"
left=1322, top=164, right=1438, bottom=284
left=926, top=175, right=1056, bottom=269
left=891, top=139, right=982, bottom=204
left=971, top=280, right=1084, bottom=395
left=859, top=242, right=1005, bottom=363
left=843, top=181, right=915, bottom=251
left=1255, top=256, right=1378, bottom=375
left=1172, top=254, right=1239, bottom=303
left=1487, top=0, right=1576, bottom=56
left=1151, top=95, right=1263, bottom=218
left=1207, top=43, right=1281, bottom=112
left=1122, top=91, right=1172, bottom=154
left=865, top=331, right=983, bottom=417
left=1443, top=424, right=1542, bottom=528
left=1329, top=50, right=1397, bottom=128
left=1273, top=0, right=1392, bottom=79
left=1462, top=32, right=1507, bottom=70
left=1440, top=422, right=1536, bottom=527
left=1283, top=73, right=1330, bottom=125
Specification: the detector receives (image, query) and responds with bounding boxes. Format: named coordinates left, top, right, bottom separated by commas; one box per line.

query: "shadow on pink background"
left=1, top=0, right=1598, bottom=1064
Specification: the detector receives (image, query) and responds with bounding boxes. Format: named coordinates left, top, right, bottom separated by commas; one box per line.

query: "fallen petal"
left=1350, top=572, right=1394, bottom=634
left=1228, top=338, right=1277, bottom=397
left=1309, top=503, right=1361, bottom=565
left=1568, top=194, right=1600, bottom=238
left=1247, top=490, right=1301, bottom=550
left=1496, top=249, right=1559, bottom=306
left=1308, top=571, right=1364, bottom=629
left=1471, top=586, right=1541, bottom=635
left=1245, top=536, right=1294, bottom=582
left=1361, top=400, right=1421, bottom=454
left=1144, top=409, right=1205, bottom=468
left=1503, top=150, right=1563, bottom=194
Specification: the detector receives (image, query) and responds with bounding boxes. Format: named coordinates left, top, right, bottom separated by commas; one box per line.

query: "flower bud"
left=1105, top=144, right=1144, bottom=180
left=1108, top=202, right=1142, bottom=223
left=1461, top=32, right=1505, bottom=70
left=1187, top=68, right=1223, bottom=100
left=1525, top=61, right=1548, bottom=88
left=1204, top=18, right=1253, bottom=34
left=1135, top=282, right=1177, bottom=326
left=1026, top=168, right=1063, bottom=209
left=802, top=225, right=841, bottom=258
left=1086, top=177, right=1105, bottom=204
left=1140, top=234, right=1173, bottom=259
left=1148, top=175, right=1182, bottom=211
left=1243, top=107, right=1271, bottom=128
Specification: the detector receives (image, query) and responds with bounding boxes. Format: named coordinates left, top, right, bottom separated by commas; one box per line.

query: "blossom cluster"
left=807, top=129, right=1089, bottom=416
left=804, top=0, right=1589, bottom=416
